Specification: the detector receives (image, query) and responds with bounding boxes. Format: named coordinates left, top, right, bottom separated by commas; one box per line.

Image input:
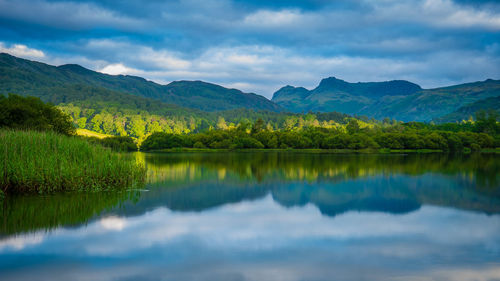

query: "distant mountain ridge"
left=314, top=77, right=422, bottom=97
left=272, top=77, right=500, bottom=122
left=1, top=52, right=499, bottom=122
left=0, top=53, right=282, bottom=112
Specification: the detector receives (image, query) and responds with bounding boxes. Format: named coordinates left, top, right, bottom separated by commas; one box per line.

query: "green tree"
left=346, top=119, right=360, bottom=134
left=251, top=118, right=265, bottom=134
left=475, top=110, right=499, bottom=135
left=0, top=94, right=75, bottom=135
left=216, top=117, right=228, bottom=130
left=128, top=116, right=146, bottom=138
left=76, top=117, right=87, bottom=129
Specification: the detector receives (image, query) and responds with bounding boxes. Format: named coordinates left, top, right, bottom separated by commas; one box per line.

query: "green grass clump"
left=0, top=130, right=145, bottom=194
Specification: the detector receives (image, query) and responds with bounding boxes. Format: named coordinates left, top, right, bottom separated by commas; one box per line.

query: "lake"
left=1, top=152, right=500, bottom=281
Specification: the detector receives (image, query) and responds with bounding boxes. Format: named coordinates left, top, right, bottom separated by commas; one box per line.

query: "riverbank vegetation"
left=1, top=94, right=75, bottom=135
left=87, top=135, right=138, bottom=151
left=140, top=112, right=499, bottom=152
left=0, top=130, right=145, bottom=194
left=0, top=130, right=145, bottom=193
left=57, top=95, right=498, bottom=152
left=0, top=95, right=145, bottom=195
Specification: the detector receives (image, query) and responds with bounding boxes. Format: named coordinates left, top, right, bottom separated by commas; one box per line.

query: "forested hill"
left=434, top=96, right=500, bottom=123
left=0, top=53, right=281, bottom=112
left=272, top=77, right=500, bottom=122
left=1, top=52, right=498, bottom=136
left=0, top=53, right=353, bottom=142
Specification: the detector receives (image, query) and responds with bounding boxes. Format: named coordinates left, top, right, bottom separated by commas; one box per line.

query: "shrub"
left=193, top=141, right=206, bottom=148
left=0, top=94, right=75, bottom=135
left=90, top=136, right=137, bottom=151
left=470, top=143, right=481, bottom=152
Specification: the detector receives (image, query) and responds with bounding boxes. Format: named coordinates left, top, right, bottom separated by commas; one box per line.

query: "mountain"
left=272, top=77, right=500, bottom=122
left=3, top=52, right=498, bottom=123
left=367, top=79, right=500, bottom=122
left=161, top=80, right=281, bottom=111
left=272, top=77, right=421, bottom=114
left=0, top=53, right=281, bottom=112
left=433, top=96, right=500, bottom=123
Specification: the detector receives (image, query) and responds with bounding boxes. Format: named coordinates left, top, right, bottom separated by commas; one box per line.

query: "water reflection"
left=1, top=197, right=500, bottom=281
left=1, top=152, right=500, bottom=281
left=142, top=152, right=500, bottom=189
left=2, top=152, right=500, bottom=236
left=0, top=190, right=140, bottom=235
left=130, top=152, right=500, bottom=216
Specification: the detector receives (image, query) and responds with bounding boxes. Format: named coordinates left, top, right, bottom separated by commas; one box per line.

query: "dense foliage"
left=59, top=102, right=351, bottom=142
left=0, top=130, right=145, bottom=194
left=141, top=114, right=500, bottom=152
left=0, top=94, right=75, bottom=135
left=87, top=136, right=138, bottom=151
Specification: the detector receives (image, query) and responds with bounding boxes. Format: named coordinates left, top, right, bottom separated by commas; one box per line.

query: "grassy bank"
left=1, top=130, right=145, bottom=194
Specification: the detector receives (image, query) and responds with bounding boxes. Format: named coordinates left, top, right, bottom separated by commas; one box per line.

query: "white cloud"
left=99, top=63, right=142, bottom=75
left=244, top=9, right=304, bottom=27
left=371, top=0, right=500, bottom=30
left=422, top=0, right=500, bottom=29
left=99, top=216, right=127, bottom=231
left=139, top=49, right=192, bottom=70
left=0, top=42, right=45, bottom=59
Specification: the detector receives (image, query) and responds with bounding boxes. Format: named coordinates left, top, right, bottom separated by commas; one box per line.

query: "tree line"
left=58, top=102, right=353, bottom=143
left=2, top=94, right=499, bottom=152
left=141, top=115, right=499, bottom=152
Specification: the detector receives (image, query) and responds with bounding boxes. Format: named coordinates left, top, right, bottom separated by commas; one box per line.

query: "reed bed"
left=0, top=130, right=145, bottom=194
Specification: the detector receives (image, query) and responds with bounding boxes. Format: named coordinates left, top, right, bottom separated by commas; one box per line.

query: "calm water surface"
left=1, top=152, right=500, bottom=281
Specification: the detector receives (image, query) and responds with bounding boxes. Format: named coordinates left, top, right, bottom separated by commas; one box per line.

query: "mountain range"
left=1, top=52, right=499, bottom=122
left=0, top=53, right=280, bottom=112
left=272, top=77, right=500, bottom=122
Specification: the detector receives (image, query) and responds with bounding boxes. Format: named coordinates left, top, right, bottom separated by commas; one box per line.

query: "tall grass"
left=0, top=130, right=145, bottom=194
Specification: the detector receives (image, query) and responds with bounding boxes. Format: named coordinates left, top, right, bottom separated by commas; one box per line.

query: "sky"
left=0, top=0, right=499, bottom=98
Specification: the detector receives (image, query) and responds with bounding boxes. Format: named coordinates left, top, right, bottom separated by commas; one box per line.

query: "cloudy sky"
left=0, top=0, right=499, bottom=98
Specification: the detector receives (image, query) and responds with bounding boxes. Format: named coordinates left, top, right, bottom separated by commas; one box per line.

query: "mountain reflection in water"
left=1, top=152, right=499, bottom=281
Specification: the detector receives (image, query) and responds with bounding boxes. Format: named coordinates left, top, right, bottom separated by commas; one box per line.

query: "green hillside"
left=367, top=79, right=500, bottom=122
left=272, top=77, right=500, bottom=122
left=433, top=96, right=500, bottom=123
left=0, top=53, right=281, bottom=112
left=272, top=77, right=421, bottom=114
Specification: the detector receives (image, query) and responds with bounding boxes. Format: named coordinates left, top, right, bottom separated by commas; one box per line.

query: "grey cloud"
left=0, top=0, right=145, bottom=31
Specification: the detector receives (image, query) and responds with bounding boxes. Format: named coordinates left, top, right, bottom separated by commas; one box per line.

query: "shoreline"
left=140, top=148, right=500, bottom=154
